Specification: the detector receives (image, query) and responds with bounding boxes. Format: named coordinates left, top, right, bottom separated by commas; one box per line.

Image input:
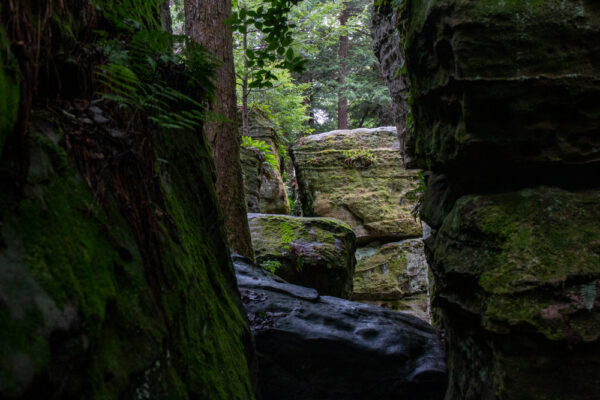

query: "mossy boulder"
left=429, top=186, right=600, bottom=399
left=240, top=111, right=290, bottom=215
left=353, top=239, right=429, bottom=321
left=248, top=213, right=356, bottom=298
left=292, top=127, right=422, bottom=244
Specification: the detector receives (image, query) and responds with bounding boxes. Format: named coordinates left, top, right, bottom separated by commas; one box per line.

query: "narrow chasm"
left=4, top=0, right=598, bottom=399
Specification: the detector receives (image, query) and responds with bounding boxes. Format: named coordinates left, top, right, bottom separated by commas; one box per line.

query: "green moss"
left=156, top=126, right=256, bottom=399
left=31, top=133, right=68, bottom=173
left=1, top=156, right=164, bottom=398
left=435, top=187, right=600, bottom=341
left=1, top=114, right=257, bottom=399
left=248, top=214, right=356, bottom=297
left=0, top=26, right=20, bottom=157
left=18, top=176, right=119, bottom=317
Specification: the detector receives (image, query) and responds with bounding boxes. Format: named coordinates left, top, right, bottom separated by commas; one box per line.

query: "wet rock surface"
left=233, top=254, right=447, bottom=400
left=248, top=213, right=356, bottom=298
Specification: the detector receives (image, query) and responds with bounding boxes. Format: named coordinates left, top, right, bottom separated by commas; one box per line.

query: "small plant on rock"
left=261, top=260, right=282, bottom=274
left=342, top=148, right=377, bottom=169
left=241, top=136, right=278, bottom=169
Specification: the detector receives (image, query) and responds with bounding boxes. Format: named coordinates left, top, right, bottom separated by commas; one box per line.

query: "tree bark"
left=242, top=28, right=250, bottom=138
left=184, top=0, right=254, bottom=259
left=337, top=6, right=350, bottom=130
left=160, top=0, right=173, bottom=33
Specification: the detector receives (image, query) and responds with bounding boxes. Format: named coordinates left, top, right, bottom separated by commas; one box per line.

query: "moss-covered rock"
left=398, top=0, right=600, bottom=175
left=0, top=25, right=20, bottom=157
left=352, top=239, right=429, bottom=321
left=429, top=186, right=600, bottom=399
left=248, top=213, right=356, bottom=298
left=0, top=112, right=257, bottom=399
left=292, top=127, right=422, bottom=244
left=240, top=111, right=290, bottom=215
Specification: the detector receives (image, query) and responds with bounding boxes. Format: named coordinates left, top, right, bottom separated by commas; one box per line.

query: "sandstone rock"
left=248, top=213, right=356, bottom=298
left=240, top=111, right=290, bottom=214
left=292, top=127, right=421, bottom=244
left=241, top=147, right=263, bottom=212
left=371, top=0, right=413, bottom=167
left=353, top=239, right=429, bottom=321
left=375, top=1, right=600, bottom=399
left=399, top=0, right=600, bottom=176
left=429, top=187, right=600, bottom=399
left=233, top=254, right=447, bottom=400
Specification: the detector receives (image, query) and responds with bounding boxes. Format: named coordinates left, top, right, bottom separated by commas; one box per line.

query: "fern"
left=94, top=0, right=216, bottom=132
left=241, top=136, right=278, bottom=169
left=260, top=260, right=282, bottom=274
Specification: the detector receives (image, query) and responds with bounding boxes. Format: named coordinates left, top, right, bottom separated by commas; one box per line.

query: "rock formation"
left=234, top=254, right=447, bottom=400
left=353, top=239, right=429, bottom=321
left=292, top=127, right=429, bottom=319
left=248, top=213, right=356, bottom=298
left=241, top=110, right=290, bottom=215
left=374, top=1, right=600, bottom=398
left=292, top=127, right=420, bottom=243
left=0, top=3, right=257, bottom=398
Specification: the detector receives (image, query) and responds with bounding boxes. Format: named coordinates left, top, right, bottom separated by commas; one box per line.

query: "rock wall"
left=371, top=1, right=413, bottom=167
left=292, top=127, right=429, bottom=319
left=241, top=110, right=290, bottom=215
left=0, top=3, right=257, bottom=398
left=374, top=1, right=600, bottom=398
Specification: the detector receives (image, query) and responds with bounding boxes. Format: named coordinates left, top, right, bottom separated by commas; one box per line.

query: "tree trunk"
left=184, top=0, right=254, bottom=259
left=242, top=28, right=250, bottom=138
left=337, top=6, right=350, bottom=130
left=160, top=0, right=173, bottom=33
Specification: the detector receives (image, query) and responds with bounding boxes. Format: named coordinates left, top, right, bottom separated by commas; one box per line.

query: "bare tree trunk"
left=160, top=0, right=172, bottom=33
left=337, top=6, right=350, bottom=130
left=184, top=0, right=254, bottom=259
left=242, top=29, right=250, bottom=138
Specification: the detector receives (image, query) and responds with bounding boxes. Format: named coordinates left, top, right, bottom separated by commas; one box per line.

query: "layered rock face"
left=374, top=1, right=600, bottom=398
left=292, top=127, right=429, bottom=318
left=248, top=213, right=356, bottom=298
left=241, top=111, right=290, bottom=215
left=371, top=1, right=413, bottom=167
left=234, top=254, right=447, bottom=400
